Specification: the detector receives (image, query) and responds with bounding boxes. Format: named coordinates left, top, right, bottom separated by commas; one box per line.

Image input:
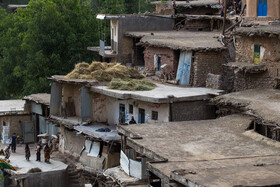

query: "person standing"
left=36, top=144, right=41, bottom=162
left=25, top=144, right=30, bottom=161
left=44, top=144, right=51, bottom=163
left=4, top=145, right=11, bottom=160
left=11, top=133, right=17, bottom=153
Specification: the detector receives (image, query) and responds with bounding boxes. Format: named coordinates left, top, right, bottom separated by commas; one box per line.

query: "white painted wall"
left=92, top=93, right=170, bottom=125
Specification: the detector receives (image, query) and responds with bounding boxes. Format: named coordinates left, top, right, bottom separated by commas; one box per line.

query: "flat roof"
left=74, top=124, right=120, bottom=142
left=0, top=100, right=25, bottom=114
left=23, top=93, right=50, bottom=106
left=214, top=89, right=280, bottom=126
left=126, top=31, right=226, bottom=51
left=151, top=0, right=221, bottom=7
left=235, top=25, right=280, bottom=36
left=91, top=83, right=223, bottom=103
left=50, top=75, right=99, bottom=86
left=117, top=115, right=280, bottom=186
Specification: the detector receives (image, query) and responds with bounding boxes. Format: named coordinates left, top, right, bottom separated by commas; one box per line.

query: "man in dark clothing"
left=129, top=116, right=136, bottom=124
left=11, top=133, right=17, bottom=153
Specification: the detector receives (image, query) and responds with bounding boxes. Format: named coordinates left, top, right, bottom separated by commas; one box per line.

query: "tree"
left=0, top=0, right=97, bottom=98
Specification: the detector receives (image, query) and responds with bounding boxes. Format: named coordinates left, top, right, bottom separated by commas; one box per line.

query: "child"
left=36, top=144, right=41, bottom=162
left=25, top=144, right=30, bottom=161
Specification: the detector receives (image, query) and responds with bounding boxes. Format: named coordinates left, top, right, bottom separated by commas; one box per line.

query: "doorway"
left=138, top=108, right=145, bottom=124
left=157, top=56, right=161, bottom=72
left=119, top=104, right=125, bottom=124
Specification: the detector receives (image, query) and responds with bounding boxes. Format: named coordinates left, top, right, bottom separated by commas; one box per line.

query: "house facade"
left=227, top=25, right=280, bottom=91
left=246, top=0, right=280, bottom=19
left=0, top=100, right=31, bottom=144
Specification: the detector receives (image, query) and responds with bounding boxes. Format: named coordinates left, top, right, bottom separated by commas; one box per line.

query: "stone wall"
left=172, top=100, right=216, bottom=121
left=233, top=35, right=280, bottom=91
left=144, top=46, right=179, bottom=76
left=192, top=51, right=226, bottom=87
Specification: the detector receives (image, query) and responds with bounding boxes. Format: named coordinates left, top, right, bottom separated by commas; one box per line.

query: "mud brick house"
left=49, top=76, right=121, bottom=171
left=152, top=0, right=222, bottom=15
left=23, top=93, right=59, bottom=142
left=126, top=31, right=228, bottom=87
left=114, top=115, right=280, bottom=186
left=245, top=0, right=280, bottom=20
left=88, top=14, right=174, bottom=65
left=90, top=83, right=222, bottom=124
left=0, top=100, right=31, bottom=144
left=49, top=74, right=223, bottom=170
left=226, top=25, right=280, bottom=91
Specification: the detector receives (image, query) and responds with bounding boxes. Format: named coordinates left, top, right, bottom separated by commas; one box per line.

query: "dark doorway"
left=119, top=104, right=125, bottom=124
left=138, top=108, right=145, bottom=124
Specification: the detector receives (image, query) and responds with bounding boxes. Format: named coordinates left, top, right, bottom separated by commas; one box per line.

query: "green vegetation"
left=0, top=0, right=156, bottom=99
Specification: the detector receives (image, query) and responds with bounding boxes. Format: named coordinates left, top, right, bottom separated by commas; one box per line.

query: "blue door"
left=258, top=0, right=267, bottom=17
left=157, top=56, right=161, bottom=71
left=176, top=51, right=192, bottom=86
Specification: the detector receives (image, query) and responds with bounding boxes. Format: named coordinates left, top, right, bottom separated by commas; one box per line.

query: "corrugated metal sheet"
left=31, top=103, right=42, bottom=115
left=50, top=82, right=62, bottom=116
left=81, top=87, right=92, bottom=121
left=39, top=116, right=46, bottom=134
left=24, top=121, right=34, bottom=143
left=47, top=121, right=60, bottom=136
left=120, top=151, right=130, bottom=175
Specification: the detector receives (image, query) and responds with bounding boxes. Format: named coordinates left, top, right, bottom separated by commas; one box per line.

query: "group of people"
left=3, top=133, right=52, bottom=163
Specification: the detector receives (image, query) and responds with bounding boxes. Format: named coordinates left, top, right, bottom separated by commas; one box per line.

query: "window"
left=152, top=111, right=158, bottom=120
left=254, top=44, right=261, bottom=64
left=129, top=104, right=133, bottom=114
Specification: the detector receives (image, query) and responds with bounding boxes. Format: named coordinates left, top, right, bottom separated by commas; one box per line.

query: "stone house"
left=0, top=100, right=31, bottom=144
left=227, top=25, right=280, bottom=91
left=126, top=30, right=228, bottom=87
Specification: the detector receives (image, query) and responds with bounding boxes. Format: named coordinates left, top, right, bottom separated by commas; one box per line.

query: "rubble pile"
left=66, top=62, right=156, bottom=91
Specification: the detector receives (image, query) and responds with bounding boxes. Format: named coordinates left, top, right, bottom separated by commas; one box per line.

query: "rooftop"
left=126, top=31, right=225, bottom=51
left=117, top=115, right=280, bottom=186
left=151, top=0, right=221, bottom=7
left=0, top=100, right=26, bottom=115
left=214, top=89, right=280, bottom=126
left=50, top=75, right=99, bottom=86
left=235, top=25, right=280, bottom=36
left=74, top=124, right=120, bottom=142
left=91, top=83, right=223, bottom=103
left=49, top=115, right=120, bottom=142
left=23, top=93, right=50, bottom=106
